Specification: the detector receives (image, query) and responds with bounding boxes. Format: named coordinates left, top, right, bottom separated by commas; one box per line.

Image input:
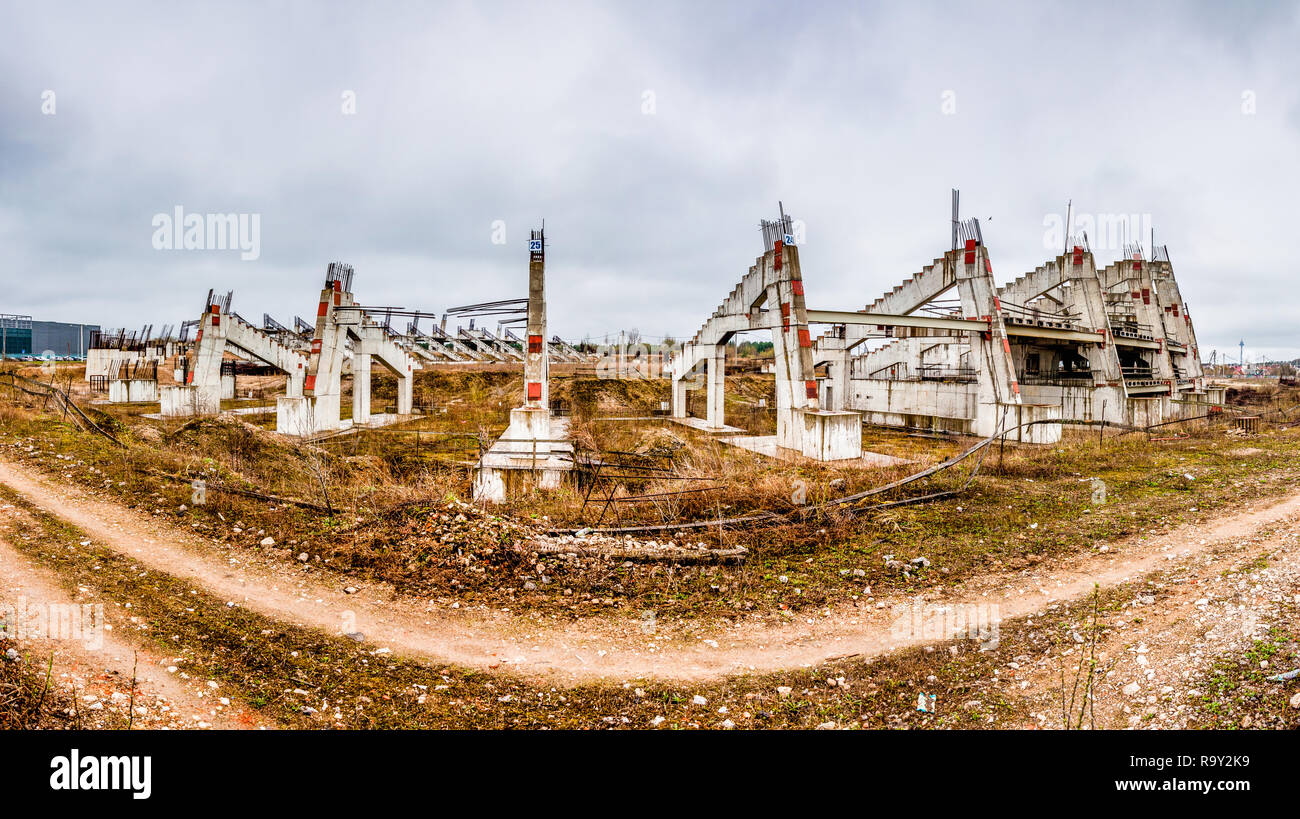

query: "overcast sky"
left=2, top=0, right=1298, bottom=361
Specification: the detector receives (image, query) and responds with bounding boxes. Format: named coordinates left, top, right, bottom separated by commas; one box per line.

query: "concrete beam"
left=805, top=309, right=986, bottom=333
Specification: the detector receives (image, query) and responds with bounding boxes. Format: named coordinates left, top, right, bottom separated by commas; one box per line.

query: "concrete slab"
left=669, top=416, right=746, bottom=435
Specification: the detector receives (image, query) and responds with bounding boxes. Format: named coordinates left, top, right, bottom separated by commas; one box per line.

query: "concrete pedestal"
left=109, top=379, right=159, bottom=404
left=276, top=394, right=341, bottom=435
left=160, top=384, right=221, bottom=417
left=473, top=409, right=573, bottom=503
left=796, top=409, right=863, bottom=461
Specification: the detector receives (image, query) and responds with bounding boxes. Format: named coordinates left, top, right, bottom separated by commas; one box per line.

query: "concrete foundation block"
left=500, top=407, right=553, bottom=454
left=276, top=394, right=341, bottom=435
left=999, top=403, right=1062, bottom=444
left=796, top=409, right=863, bottom=461
left=160, top=385, right=196, bottom=416
left=473, top=412, right=573, bottom=503
left=109, top=379, right=159, bottom=404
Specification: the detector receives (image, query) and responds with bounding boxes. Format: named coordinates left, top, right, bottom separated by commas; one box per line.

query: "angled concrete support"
left=163, top=297, right=308, bottom=418
left=673, top=220, right=860, bottom=460
left=288, top=262, right=420, bottom=435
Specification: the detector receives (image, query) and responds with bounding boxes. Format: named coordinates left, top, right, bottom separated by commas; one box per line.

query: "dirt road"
left=2, top=456, right=1298, bottom=684
left=0, top=500, right=270, bottom=729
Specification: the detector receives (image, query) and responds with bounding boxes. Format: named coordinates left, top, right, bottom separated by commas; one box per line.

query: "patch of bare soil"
left=0, top=500, right=269, bottom=729
left=4, top=456, right=1300, bottom=689
left=1002, top=516, right=1300, bottom=729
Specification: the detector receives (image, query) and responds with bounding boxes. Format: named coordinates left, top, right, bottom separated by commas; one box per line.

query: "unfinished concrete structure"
left=676, top=202, right=1218, bottom=451
left=85, top=327, right=175, bottom=384
left=812, top=227, right=1058, bottom=442
left=277, top=262, right=420, bottom=435
left=161, top=291, right=307, bottom=418
left=399, top=310, right=587, bottom=365
left=474, top=228, right=575, bottom=502
left=148, top=257, right=591, bottom=432
left=106, top=359, right=160, bottom=403
left=672, top=214, right=865, bottom=461
left=809, top=201, right=1218, bottom=438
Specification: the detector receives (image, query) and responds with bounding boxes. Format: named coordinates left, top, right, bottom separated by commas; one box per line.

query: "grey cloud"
left=1, top=0, right=1297, bottom=363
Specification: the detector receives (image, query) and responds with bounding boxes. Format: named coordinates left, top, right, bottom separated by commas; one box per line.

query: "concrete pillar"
left=396, top=371, right=413, bottom=414
left=705, top=348, right=725, bottom=429
left=824, top=347, right=850, bottom=411
left=352, top=353, right=371, bottom=423
left=524, top=229, right=549, bottom=410
left=286, top=367, right=305, bottom=397
left=956, top=244, right=1020, bottom=437
left=671, top=371, right=688, bottom=418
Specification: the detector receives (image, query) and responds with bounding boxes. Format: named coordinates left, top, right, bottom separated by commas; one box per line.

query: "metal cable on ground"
left=547, top=411, right=1050, bottom=536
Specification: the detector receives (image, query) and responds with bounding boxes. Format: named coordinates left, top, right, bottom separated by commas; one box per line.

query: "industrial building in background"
left=0, top=315, right=101, bottom=359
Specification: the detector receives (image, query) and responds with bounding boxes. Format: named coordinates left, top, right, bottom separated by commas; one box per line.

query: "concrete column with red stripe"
left=773, top=238, right=819, bottom=411
left=954, top=240, right=1021, bottom=419
left=524, top=229, right=548, bottom=410
left=302, top=274, right=350, bottom=401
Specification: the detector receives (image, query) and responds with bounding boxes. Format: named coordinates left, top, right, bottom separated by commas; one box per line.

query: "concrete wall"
left=86, top=348, right=142, bottom=379
left=108, top=379, right=159, bottom=403
left=851, top=378, right=976, bottom=423
left=1018, top=383, right=1127, bottom=425
left=1001, top=402, right=1062, bottom=444
left=160, top=384, right=221, bottom=417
